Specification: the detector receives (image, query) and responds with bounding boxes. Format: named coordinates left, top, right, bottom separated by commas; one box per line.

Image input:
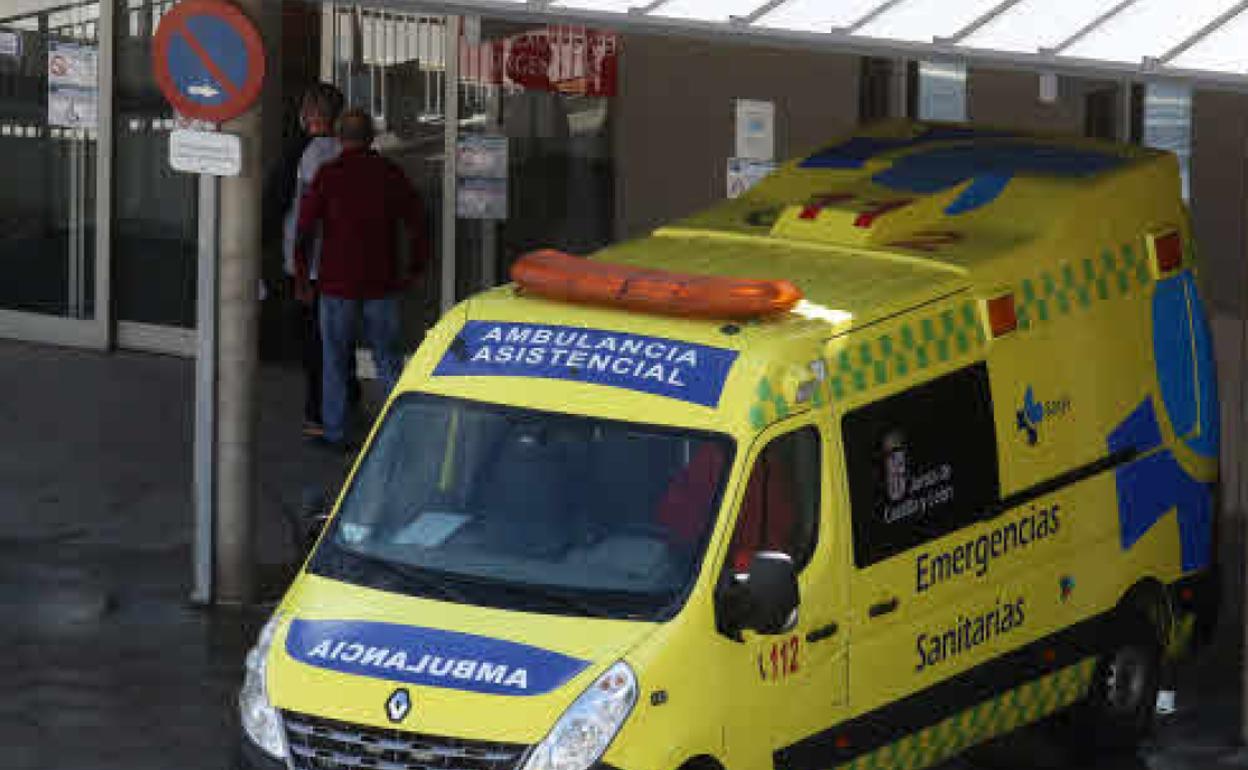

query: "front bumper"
left=237, top=732, right=286, bottom=770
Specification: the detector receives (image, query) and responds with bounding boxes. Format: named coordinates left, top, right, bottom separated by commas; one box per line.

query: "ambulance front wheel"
left=1079, top=613, right=1162, bottom=752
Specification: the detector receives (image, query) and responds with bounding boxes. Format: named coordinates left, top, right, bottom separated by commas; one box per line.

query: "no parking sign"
left=152, top=0, right=266, bottom=124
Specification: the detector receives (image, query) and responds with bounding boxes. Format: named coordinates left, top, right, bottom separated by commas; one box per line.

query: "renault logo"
left=386, top=688, right=412, bottom=723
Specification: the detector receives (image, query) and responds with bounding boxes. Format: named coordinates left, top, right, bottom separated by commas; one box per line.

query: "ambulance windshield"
left=310, top=393, right=735, bottom=620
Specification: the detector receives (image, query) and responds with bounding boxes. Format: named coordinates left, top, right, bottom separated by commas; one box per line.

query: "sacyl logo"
left=1016, top=386, right=1071, bottom=446
left=386, top=688, right=412, bottom=723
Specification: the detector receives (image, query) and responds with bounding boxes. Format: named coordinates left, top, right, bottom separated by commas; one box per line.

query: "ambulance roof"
left=591, top=121, right=1169, bottom=331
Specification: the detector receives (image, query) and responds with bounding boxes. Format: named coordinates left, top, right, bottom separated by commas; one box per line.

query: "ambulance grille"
left=283, top=711, right=527, bottom=770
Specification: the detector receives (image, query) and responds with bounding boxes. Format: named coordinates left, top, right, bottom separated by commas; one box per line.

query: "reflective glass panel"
left=857, top=0, right=1006, bottom=42
left=755, top=0, right=896, bottom=33
left=963, top=0, right=1125, bottom=53
left=1066, top=0, right=1236, bottom=63
left=0, top=0, right=99, bottom=318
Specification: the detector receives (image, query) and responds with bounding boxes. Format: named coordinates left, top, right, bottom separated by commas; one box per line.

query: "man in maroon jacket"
left=295, top=108, right=430, bottom=450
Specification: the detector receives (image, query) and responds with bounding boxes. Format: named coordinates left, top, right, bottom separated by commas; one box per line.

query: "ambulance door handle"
left=806, top=622, right=839, bottom=643
left=868, top=597, right=899, bottom=618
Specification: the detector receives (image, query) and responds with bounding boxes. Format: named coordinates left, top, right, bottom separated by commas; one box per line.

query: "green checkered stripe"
left=746, top=241, right=1151, bottom=428
left=833, top=659, right=1096, bottom=770
left=825, top=300, right=986, bottom=403
left=749, top=373, right=810, bottom=430
left=1016, top=243, right=1151, bottom=330
left=747, top=300, right=985, bottom=428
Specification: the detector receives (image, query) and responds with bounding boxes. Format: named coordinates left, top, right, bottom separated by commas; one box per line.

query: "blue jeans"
left=320, top=294, right=404, bottom=443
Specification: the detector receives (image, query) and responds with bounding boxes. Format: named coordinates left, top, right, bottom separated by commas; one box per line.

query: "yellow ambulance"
left=239, top=121, right=1220, bottom=770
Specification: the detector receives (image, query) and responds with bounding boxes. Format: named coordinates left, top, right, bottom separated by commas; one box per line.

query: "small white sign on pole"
left=170, top=129, right=242, bottom=177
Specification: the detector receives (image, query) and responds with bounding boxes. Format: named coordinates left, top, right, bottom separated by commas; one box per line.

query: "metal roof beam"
left=1044, top=0, right=1137, bottom=55
left=1157, top=0, right=1248, bottom=65
left=631, top=0, right=671, bottom=14
left=936, top=0, right=1024, bottom=45
left=353, top=0, right=1248, bottom=91
left=736, top=0, right=794, bottom=25
left=842, top=0, right=906, bottom=34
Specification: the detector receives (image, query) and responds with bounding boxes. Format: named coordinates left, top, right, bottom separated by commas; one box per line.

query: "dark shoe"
left=306, top=436, right=351, bottom=455
left=302, top=421, right=325, bottom=439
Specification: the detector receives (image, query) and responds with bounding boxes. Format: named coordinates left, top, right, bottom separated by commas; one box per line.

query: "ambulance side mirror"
left=297, top=486, right=332, bottom=554
left=718, top=552, right=800, bottom=639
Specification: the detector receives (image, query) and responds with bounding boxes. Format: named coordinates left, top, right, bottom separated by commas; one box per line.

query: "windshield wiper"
left=509, top=583, right=611, bottom=618
left=445, top=574, right=611, bottom=618
left=332, top=543, right=470, bottom=605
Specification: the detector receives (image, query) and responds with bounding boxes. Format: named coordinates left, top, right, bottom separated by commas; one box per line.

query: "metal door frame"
left=320, top=2, right=460, bottom=314
left=0, top=0, right=113, bottom=351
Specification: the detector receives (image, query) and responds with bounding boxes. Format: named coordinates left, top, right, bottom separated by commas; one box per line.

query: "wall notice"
left=727, top=158, right=776, bottom=199
left=735, top=99, right=775, bottom=161
left=456, top=135, right=508, bottom=220
left=48, top=42, right=98, bottom=129
left=0, top=30, right=21, bottom=58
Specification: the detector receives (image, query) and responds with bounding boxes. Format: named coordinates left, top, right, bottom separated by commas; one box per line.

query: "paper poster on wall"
left=735, top=99, right=775, bottom=161
left=457, top=134, right=508, bottom=179
left=727, top=158, right=777, bottom=199
left=457, top=135, right=508, bottom=220
left=47, top=42, right=98, bottom=129
left=0, top=30, right=21, bottom=58
left=457, top=178, right=508, bottom=220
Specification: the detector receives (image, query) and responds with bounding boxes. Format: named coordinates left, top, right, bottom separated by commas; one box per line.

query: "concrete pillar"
left=213, top=0, right=267, bottom=606
left=890, top=57, right=909, bottom=119
left=440, top=15, right=460, bottom=314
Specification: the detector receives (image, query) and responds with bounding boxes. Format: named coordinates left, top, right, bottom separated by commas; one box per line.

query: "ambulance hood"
left=268, top=573, right=657, bottom=743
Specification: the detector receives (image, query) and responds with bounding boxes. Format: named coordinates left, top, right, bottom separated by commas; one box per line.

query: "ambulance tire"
left=1076, top=612, right=1162, bottom=754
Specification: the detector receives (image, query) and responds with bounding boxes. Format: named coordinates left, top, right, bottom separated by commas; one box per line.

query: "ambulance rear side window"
left=842, top=363, right=1000, bottom=567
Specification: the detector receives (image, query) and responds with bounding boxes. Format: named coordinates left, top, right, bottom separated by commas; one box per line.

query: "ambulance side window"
left=725, top=427, right=821, bottom=574
left=842, top=364, right=1000, bottom=567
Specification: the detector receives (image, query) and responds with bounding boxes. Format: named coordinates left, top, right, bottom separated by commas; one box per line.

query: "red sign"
left=460, top=26, right=619, bottom=98
left=152, top=0, right=266, bottom=124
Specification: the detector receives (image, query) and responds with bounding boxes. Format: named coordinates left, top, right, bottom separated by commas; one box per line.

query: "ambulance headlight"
left=239, top=612, right=287, bottom=760
left=522, top=661, right=638, bottom=770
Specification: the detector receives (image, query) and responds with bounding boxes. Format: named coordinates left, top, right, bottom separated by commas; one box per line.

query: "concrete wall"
left=613, top=35, right=860, bottom=240
left=1192, top=90, right=1248, bottom=319
left=967, top=68, right=1089, bottom=134
left=1191, top=90, right=1248, bottom=523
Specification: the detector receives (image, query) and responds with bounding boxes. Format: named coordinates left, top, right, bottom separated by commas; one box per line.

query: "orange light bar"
left=986, top=293, right=1018, bottom=338
left=511, top=250, right=805, bottom=321
left=1152, top=231, right=1184, bottom=274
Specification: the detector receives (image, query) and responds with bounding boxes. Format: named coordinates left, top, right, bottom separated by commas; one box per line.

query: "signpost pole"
left=214, top=104, right=261, bottom=606
left=152, top=0, right=268, bottom=606
left=192, top=173, right=219, bottom=605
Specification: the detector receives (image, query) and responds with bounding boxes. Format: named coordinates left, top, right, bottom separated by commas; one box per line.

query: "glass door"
left=0, top=0, right=103, bottom=342
left=113, top=0, right=199, bottom=353
left=323, top=4, right=449, bottom=353
left=457, top=19, right=618, bottom=297
left=318, top=8, right=619, bottom=357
